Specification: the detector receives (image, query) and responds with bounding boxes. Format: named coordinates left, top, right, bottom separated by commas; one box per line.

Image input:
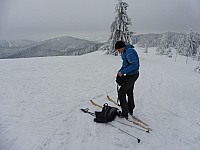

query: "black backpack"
left=94, top=103, right=120, bottom=123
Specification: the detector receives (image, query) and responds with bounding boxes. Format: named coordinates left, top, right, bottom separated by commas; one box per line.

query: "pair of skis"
left=90, top=95, right=152, bottom=132
left=81, top=95, right=152, bottom=143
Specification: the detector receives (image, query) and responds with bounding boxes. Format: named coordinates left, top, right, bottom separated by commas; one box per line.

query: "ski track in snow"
left=0, top=49, right=200, bottom=150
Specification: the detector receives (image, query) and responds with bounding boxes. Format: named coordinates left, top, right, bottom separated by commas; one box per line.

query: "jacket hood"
left=125, top=44, right=134, bottom=50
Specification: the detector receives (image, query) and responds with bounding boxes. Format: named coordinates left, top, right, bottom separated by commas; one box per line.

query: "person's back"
left=120, top=44, right=140, bottom=75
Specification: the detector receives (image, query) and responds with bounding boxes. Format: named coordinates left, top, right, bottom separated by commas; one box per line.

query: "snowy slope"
left=0, top=47, right=200, bottom=150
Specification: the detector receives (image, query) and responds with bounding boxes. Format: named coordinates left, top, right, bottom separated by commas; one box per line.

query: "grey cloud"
left=0, top=0, right=200, bottom=40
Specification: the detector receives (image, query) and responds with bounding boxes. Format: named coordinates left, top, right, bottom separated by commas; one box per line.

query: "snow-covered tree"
left=107, top=0, right=133, bottom=55
left=131, top=31, right=200, bottom=61
left=156, top=33, right=169, bottom=55
left=187, top=29, right=199, bottom=57
left=173, top=33, right=188, bottom=55
left=132, top=33, right=161, bottom=48
left=196, top=46, right=200, bottom=61
left=194, top=46, right=200, bottom=73
left=144, top=44, right=148, bottom=54
left=98, top=44, right=110, bottom=52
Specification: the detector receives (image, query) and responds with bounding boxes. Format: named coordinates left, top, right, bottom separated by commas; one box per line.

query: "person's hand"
left=117, top=72, right=123, bottom=77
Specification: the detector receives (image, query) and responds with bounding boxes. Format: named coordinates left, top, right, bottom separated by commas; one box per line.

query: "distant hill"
left=1, top=36, right=102, bottom=59
left=0, top=40, right=36, bottom=48
left=0, top=40, right=36, bottom=58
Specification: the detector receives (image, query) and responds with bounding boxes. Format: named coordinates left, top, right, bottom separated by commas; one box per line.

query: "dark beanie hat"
left=115, top=41, right=126, bottom=49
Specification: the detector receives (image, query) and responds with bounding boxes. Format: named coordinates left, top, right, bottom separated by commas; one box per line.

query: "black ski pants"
left=118, top=72, right=139, bottom=117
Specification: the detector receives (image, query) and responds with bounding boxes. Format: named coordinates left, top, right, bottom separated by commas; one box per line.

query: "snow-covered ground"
left=0, top=47, right=200, bottom=150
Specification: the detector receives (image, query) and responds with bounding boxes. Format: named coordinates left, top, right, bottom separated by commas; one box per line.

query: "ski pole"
left=108, top=122, right=141, bottom=143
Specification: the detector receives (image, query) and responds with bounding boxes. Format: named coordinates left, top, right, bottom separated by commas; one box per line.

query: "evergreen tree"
left=156, top=33, right=169, bottom=55
left=194, top=46, right=200, bottom=73
left=108, top=0, right=133, bottom=55
left=188, top=29, right=199, bottom=57
left=174, top=33, right=188, bottom=55
left=196, top=46, right=200, bottom=61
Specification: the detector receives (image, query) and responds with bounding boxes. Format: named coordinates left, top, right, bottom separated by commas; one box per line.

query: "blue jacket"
left=119, top=44, right=140, bottom=75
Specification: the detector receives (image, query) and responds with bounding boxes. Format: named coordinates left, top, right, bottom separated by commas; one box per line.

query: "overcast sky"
left=0, top=0, right=200, bottom=41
